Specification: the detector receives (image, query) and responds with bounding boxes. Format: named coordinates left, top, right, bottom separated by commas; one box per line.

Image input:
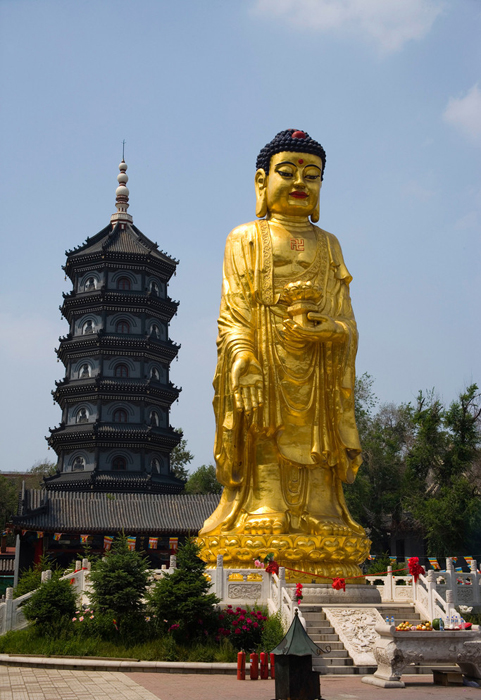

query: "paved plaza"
left=2, top=667, right=481, bottom=700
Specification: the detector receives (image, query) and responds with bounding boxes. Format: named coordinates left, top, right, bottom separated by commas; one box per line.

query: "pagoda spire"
left=110, top=158, right=133, bottom=225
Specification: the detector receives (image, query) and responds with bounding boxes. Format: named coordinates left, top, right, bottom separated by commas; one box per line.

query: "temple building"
left=11, top=161, right=220, bottom=578
left=46, top=160, right=184, bottom=494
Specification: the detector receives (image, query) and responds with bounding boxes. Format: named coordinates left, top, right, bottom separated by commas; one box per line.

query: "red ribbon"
left=332, top=577, right=346, bottom=592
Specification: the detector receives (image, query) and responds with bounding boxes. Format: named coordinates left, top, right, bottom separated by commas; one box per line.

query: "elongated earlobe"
left=310, top=198, right=320, bottom=223
left=256, top=191, right=267, bottom=218
left=255, top=169, right=268, bottom=218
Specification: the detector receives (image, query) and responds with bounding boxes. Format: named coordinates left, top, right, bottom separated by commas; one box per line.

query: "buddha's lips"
left=290, top=191, right=308, bottom=199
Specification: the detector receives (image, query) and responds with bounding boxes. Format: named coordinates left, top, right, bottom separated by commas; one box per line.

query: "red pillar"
left=270, top=653, right=275, bottom=679
left=260, top=652, right=268, bottom=679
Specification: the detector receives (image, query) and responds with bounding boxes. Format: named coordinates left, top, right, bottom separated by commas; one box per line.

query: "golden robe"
left=201, top=219, right=363, bottom=538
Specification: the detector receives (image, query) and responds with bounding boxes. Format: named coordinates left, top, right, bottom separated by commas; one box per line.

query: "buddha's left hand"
left=284, top=313, right=347, bottom=343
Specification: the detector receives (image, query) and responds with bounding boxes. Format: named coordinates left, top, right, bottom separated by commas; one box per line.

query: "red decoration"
left=298, top=158, right=304, bottom=164
left=408, top=557, right=425, bottom=583
left=292, top=130, right=306, bottom=139
left=332, top=577, right=346, bottom=592
left=265, top=560, right=279, bottom=575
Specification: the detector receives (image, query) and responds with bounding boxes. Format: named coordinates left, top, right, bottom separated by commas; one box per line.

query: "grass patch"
left=0, top=627, right=237, bottom=662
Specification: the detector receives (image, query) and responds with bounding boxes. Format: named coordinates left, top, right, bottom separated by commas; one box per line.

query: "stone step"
left=312, top=656, right=354, bottom=668
left=306, top=624, right=334, bottom=633
left=320, top=649, right=350, bottom=658
left=309, top=633, right=339, bottom=642
left=309, top=640, right=345, bottom=650
left=302, top=612, right=327, bottom=621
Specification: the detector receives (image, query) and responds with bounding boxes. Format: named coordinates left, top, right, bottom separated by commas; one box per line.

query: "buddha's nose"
left=293, top=172, right=306, bottom=187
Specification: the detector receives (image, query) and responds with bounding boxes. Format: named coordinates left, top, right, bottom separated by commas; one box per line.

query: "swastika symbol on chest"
left=290, top=238, right=305, bottom=251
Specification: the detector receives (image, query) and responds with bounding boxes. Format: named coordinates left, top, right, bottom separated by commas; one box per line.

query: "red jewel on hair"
left=292, top=130, right=306, bottom=139
left=298, top=159, right=304, bottom=164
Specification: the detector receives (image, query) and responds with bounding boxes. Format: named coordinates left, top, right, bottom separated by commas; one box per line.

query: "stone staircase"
left=302, top=603, right=457, bottom=676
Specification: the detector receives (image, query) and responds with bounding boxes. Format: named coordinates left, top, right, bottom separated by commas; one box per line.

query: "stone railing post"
left=169, top=554, right=177, bottom=570
left=470, top=560, right=480, bottom=605
left=41, top=570, right=52, bottom=583
left=82, top=558, right=89, bottom=570
left=426, top=570, right=436, bottom=620
left=446, top=558, right=457, bottom=607
left=446, top=589, right=455, bottom=620
left=386, top=566, right=394, bottom=601
left=4, top=587, right=14, bottom=634
left=278, top=566, right=286, bottom=612
left=215, top=554, right=224, bottom=600
left=75, top=560, right=82, bottom=572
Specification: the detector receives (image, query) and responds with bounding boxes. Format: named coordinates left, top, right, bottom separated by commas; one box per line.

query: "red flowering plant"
left=216, top=605, right=268, bottom=652
left=295, top=582, right=303, bottom=605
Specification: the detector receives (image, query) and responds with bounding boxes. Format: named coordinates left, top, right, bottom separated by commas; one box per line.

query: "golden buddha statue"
left=198, top=129, right=371, bottom=582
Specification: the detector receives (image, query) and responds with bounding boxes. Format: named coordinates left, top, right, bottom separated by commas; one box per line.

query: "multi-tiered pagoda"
left=45, top=161, right=184, bottom=494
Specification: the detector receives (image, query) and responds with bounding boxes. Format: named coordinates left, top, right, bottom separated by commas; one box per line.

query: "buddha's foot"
left=300, top=513, right=354, bottom=537
left=234, top=510, right=288, bottom=536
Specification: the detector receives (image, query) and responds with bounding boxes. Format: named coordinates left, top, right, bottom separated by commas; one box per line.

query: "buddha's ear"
left=255, top=169, right=268, bottom=218
left=310, top=184, right=322, bottom=223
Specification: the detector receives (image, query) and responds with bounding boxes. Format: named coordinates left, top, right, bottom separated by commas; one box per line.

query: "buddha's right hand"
left=231, top=351, right=264, bottom=413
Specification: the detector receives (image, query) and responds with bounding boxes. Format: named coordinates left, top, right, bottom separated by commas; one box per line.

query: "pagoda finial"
left=111, top=148, right=133, bottom=225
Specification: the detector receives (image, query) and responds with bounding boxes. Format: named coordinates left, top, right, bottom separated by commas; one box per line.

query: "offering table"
left=362, top=624, right=481, bottom=688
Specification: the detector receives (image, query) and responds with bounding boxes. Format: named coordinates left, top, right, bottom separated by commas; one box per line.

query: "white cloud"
left=443, top=84, right=481, bottom=146
left=251, top=0, right=443, bottom=54
left=401, top=180, right=435, bottom=202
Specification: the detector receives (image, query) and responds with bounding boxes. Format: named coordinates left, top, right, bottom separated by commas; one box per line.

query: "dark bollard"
left=270, top=653, right=276, bottom=679
left=237, top=651, right=245, bottom=680
left=250, top=652, right=259, bottom=680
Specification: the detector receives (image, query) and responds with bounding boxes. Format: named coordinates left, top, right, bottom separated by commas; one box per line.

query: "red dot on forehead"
left=298, top=159, right=304, bottom=164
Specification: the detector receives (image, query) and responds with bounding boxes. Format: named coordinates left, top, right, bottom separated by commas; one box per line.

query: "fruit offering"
left=415, top=620, right=432, bottom=630
left=395, top=621, right=412, bottom=631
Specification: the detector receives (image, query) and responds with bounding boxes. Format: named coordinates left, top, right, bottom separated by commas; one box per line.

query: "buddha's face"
left=256, top=151, right=323, bottom=218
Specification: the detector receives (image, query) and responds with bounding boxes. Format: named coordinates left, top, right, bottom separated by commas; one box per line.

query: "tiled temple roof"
left=13, top=490, right=220, bottom=535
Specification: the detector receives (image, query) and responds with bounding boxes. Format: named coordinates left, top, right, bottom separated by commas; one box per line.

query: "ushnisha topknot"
left=256, top=129, right=327, bottom=180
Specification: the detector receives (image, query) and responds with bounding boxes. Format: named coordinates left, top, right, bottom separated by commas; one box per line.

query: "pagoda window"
left=72, top=456, right=85, bottom=471
left=113, top=408, right=128, bottom=423
left=150, top=367, right=159, bottom=381
left=150, top=324, right=160, bottom=339
left=117, top=277, right=131, bottom=291
left=83, top=320, right=94, bottom=334
left=79, top=364, right=91, bottom=378
left=76, top=408, right=89, bottom=423
left=151, top=458, right=161, bottom=473
left=116, top=320, right=130, bottom=334
left=114, top=363, right=129, bottom=378
left=85, top=277, right=96, bottom=291
left=149, top=281, right=159, bottom=296
left=150, top=411, right=159, bottom=427
left=112, top=456, right=127, bottom=470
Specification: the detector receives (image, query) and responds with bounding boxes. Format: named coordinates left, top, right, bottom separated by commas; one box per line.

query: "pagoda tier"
left=46, top=160, right=185, bottom=494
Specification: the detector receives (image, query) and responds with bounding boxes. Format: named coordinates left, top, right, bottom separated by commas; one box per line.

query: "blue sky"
left=1, top=0, right=480, bottom=472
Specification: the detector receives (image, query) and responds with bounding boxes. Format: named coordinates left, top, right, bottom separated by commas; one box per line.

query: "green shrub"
left=22, top=577, right=77, bottom=631
left=147, top=538, right=219, bottom=642
left=260, top=611, right=284, bottom=652
left=89, top=536, right=151, bottom=625
left=14, top=556, right=62, bottom=598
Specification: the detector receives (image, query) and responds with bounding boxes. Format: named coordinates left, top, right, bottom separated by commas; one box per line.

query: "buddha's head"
left=255, top=129, right=326, bottom=222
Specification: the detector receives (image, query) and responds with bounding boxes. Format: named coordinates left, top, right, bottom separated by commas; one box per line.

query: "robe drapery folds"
left=202, top=220, right=362, bottom=535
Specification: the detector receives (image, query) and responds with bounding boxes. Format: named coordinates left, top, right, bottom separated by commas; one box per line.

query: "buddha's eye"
left=304, top=170, right=320, bottom=181
left=305, top=174, right=320, bottom=181
left=277, top=169, right=293, bottom=178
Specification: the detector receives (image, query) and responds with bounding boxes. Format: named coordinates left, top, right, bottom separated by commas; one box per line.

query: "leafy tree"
left=185, top=464, right=222, bottom=495
left=406, top=384, right=481, bottom=555
left=22, top=576, right=77, bottom=631
left=89, top=536, right=151, bottom=623
left=0, top=475, right=18, bottom=533
left=147, top=538, right=219, bottom=641
left=170, top=432, right=194, bottom=484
